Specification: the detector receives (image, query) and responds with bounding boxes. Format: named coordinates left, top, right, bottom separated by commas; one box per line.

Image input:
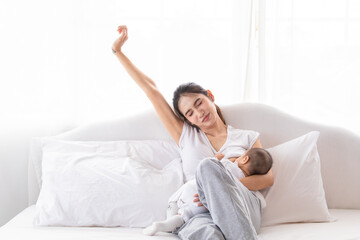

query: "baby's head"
left=236, top=148, right=273, bottom=176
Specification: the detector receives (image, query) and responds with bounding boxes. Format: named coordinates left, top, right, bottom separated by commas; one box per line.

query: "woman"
left=112, top=25, right=274, bottom=240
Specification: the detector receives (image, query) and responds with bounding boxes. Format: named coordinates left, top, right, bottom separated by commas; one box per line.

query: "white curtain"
left=0, top=0, right=256, bottom=133
left=2, top=0, right=358, bottom=141
left=255, top=0, right=360, bottom=134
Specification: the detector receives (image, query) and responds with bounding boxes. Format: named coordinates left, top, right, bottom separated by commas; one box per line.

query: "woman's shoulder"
left=227, top=124, right=258, bottom=132
left=227, top=124, right=241, bottom=133
left=183, top=121, right=203, bottom=134
left=182, top=121, right=192, bottom=133
left=178, top=121, right=203, bottom=148
left=227, top=125, right=260, bottom=139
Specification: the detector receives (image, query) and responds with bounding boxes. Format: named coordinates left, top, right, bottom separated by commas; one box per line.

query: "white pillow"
left=34, top=139, right=183, bottom=227
left=261, top=131, right=332, bottom=227
left=30, top=138, right=181, bottom=187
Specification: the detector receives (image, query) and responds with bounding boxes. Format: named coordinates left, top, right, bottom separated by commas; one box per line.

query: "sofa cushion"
left=261, top=131, right=332, bottom=226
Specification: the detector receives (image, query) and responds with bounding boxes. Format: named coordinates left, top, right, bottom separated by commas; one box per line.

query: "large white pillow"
left=261, top=131, right=332, bottom=227
left=34, top=139, right=183, bottom=227
left=30, top=138, right=181, bottom=187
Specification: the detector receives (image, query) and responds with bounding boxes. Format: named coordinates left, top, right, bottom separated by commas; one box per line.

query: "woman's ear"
left=206, top=90, right=215, bottom=102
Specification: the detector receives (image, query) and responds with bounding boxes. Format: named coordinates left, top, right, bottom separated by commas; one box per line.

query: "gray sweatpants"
left=174, top=158, right=261, bottom=240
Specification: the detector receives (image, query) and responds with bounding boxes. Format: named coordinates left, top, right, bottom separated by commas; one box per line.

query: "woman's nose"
left=197, top=110, right=205, bottom=119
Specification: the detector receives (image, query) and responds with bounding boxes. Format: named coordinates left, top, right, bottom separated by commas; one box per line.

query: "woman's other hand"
left=193, top=193, right=207, bottom=210
left=112, top=25, right=128, bottom=53
left=214, top=153, right=224, bottom=160
left=216, top=153, right=239, bottom=163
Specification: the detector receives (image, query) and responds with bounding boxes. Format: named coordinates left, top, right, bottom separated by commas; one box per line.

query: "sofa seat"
left=259, top=209, right=360, bottom=240
left=1, top=205, right=359, bottom=240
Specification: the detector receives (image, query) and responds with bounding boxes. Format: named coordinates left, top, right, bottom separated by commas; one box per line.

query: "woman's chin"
left=200, top=120, right=215, bottom=129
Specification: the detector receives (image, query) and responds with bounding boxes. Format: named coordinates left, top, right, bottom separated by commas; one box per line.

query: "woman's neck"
left=202, top=119, right=227, bottom=137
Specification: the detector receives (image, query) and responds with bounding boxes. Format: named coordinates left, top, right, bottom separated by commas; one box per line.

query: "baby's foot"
left=143, top=215, right=184, bottom=236
left=143, top=222, right=160, bottom=236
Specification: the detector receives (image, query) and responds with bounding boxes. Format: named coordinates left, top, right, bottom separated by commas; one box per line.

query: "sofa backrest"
left=28, top=103, right=360, bottom=209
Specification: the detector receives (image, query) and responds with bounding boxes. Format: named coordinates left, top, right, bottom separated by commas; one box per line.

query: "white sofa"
left=1, top=103, right=359, bottom=240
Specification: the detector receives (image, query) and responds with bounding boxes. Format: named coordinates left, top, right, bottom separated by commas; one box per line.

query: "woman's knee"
left=197, top=158, right=219, bottom=173
left=196, top=158, right=224, bottom=180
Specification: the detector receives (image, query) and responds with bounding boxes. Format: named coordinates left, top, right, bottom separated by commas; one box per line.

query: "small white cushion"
left=34, top=139, right=183, bottom=227
left=261, top=131, right=332, bottom=226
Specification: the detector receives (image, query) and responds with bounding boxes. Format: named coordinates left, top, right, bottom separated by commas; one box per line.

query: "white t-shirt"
left=177, top=122, right=266, bottom=208
left=178, top=122, right=259, bottom=182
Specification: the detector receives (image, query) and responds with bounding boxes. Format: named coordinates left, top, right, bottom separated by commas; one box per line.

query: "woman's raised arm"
left=112, top=25, right=184, bottom=144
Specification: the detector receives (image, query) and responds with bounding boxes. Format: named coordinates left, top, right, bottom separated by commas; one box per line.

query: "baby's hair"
left=246, top=148, right=273, bottom=175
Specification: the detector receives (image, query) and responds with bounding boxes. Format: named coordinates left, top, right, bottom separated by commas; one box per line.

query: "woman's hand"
left=214, top=153, right=224, bottom=160
left=215, top=153, right=239, bottom=163
left=193, top=193, right=207, bottom=210
left=112, top=25, right=128, bottom=53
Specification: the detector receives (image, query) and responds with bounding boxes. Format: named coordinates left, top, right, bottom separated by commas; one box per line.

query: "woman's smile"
left=202, top=113, right=210, bottom=122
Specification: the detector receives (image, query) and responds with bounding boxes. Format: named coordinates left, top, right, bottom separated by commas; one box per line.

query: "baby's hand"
left=214, top=153, right=224, bottom=160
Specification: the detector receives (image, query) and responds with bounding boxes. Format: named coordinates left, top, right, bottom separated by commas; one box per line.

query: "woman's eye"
left=189, top=113, right=193, bottom=117
left=198, top=101, right=202, bottom=106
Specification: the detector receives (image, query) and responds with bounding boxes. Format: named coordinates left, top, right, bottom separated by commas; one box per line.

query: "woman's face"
left=178, top=93, right=217, bottom=129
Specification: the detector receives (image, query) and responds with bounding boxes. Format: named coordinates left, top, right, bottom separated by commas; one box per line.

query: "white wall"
left=0, top=123, right=75, bottom=227
left=0, top=131, right=28, bottom=227
left=0, top=126, right=36, bottom=227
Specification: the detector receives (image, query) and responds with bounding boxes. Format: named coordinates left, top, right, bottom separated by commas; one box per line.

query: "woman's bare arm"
left=239, top=138, right=274, bottom=191
left=239, top=169, right=274, bottom=191
left=252, top=138, right=263, bottom=148
left=112, top=26, right=183, bottom=144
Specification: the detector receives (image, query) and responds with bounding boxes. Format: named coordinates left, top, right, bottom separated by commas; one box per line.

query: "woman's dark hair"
left=172, top=82, right=226, bottom=131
